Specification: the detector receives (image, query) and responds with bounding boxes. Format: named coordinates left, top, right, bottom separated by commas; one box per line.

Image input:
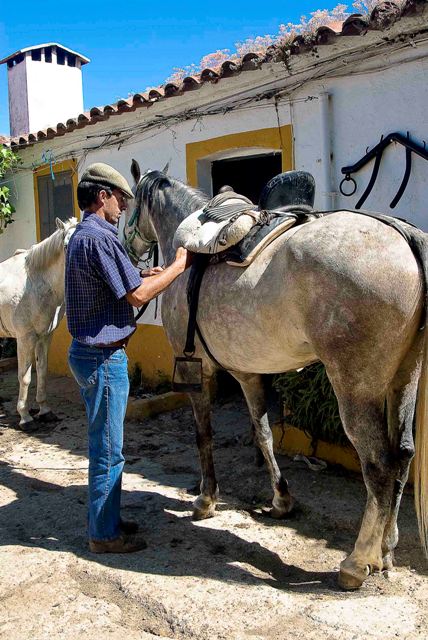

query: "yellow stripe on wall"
left=49, top=318, right=174, bottom=382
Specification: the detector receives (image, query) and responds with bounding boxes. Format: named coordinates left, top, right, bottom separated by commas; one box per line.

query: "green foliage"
left=273, top=363, right=348, bottom=447
left=0, top=147, right=21, bottom=234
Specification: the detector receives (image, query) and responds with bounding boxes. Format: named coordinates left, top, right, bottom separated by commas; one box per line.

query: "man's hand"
left=174, top=247, right=193, bottom=271
left=140, top=266, right=164, bottom=277
left=126, top=248, right=194, bottom=308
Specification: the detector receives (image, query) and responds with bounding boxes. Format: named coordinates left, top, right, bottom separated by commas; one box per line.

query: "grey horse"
left=126, top=161, right=428, bottom=590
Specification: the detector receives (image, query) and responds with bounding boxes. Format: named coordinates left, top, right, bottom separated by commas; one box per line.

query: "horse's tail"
left=413, top=230, right=428, bottom=557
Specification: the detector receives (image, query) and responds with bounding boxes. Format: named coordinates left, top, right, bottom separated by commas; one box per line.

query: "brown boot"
left=89, top=532, right=147, bottom=554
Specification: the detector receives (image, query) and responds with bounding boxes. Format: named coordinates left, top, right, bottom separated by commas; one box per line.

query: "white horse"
left=0, top=217, right=78, bottom=426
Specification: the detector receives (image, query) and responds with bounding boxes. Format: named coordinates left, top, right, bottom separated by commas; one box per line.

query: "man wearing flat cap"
left=65, top=163, right=192, bottom=553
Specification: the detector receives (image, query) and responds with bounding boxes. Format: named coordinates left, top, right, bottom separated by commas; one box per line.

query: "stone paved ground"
left=0, top=368, right=427, bottom=639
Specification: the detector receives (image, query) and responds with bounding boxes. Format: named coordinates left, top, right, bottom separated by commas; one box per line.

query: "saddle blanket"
left=173, top=196, right=260, bottom=254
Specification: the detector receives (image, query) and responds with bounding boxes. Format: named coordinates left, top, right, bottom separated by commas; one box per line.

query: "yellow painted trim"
left=272, top=423, right=415, bottom=483
left=49, top=318, right=174, bottom=383
left=186, top=125, right=293, bottom=187
left=33, top=158, right=80, bottom=242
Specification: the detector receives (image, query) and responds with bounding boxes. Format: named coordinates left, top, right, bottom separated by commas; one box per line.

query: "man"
left=65, top=162, right=192, bottom=553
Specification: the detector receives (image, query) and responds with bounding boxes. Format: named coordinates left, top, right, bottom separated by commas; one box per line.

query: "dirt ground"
left=0, top=368, right=427, bottom=640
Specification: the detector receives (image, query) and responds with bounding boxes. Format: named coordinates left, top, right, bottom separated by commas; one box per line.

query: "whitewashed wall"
left=0, top=170, right=36, bottom=262
left=293, top=48, right=428, bottom=230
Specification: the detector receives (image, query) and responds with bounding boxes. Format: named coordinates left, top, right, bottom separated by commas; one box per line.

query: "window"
left=31, top=49, right=41, bottom=61
left=44, top=47, right=52, bottom=63
left=67, top=54, right=76, bottom=67
left=57, top=49, right=65, bottom=65
left=37, top=170, right=75, bottom=239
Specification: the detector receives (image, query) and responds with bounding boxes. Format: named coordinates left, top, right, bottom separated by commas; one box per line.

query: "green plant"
left=273, top=363, right=347, bottom=447
left=0, top=147, right=21, bottom=234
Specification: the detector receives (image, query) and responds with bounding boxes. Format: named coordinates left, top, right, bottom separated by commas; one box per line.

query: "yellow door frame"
left=186, top=125, right=294, bottom=187
left=33, top=158, right=80, bottom=241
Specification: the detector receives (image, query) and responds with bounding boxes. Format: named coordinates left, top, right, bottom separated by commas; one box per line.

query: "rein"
left=125, top=184, right=159, bottom=322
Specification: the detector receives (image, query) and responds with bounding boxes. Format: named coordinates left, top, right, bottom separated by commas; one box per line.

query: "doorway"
left=211, top=152, right=282, bottom=204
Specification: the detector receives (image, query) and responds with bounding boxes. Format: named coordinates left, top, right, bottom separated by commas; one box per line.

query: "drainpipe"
left=319, top=92, right=333, bottom=210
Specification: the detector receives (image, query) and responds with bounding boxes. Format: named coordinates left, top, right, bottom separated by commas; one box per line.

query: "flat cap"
left=80, top=162, right=134, bottom=199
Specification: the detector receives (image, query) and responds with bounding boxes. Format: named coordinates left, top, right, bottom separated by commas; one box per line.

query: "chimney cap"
left=0, top=43, right=90, bottom=66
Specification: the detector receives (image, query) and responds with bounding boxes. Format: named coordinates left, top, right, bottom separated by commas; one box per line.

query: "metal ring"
left=339, top=175, right=357, bottom=197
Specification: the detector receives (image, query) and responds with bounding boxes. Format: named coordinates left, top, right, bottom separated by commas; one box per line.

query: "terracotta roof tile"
left=219, top=60, right=240, bottom=77
left=6, top=1, right=426, bottom=149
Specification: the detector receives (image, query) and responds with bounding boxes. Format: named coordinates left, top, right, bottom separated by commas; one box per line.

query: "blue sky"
left=0, top=0, right=345, bottom=135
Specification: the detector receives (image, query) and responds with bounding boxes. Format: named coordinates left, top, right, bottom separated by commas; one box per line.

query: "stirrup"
left=172, top=355, right=203, bottom=393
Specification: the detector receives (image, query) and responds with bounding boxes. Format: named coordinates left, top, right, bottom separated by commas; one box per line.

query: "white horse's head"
left=56, top=216, right=78, bottom=251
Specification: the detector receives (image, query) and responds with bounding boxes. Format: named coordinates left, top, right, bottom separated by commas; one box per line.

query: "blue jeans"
left=68, top=339, right=130, bottom=541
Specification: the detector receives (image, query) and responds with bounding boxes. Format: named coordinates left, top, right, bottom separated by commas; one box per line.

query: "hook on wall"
left=340, top=132, right=428, bottom=209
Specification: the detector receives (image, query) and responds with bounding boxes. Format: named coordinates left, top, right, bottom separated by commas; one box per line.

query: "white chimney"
left=0, top=43, right=90, bottom=137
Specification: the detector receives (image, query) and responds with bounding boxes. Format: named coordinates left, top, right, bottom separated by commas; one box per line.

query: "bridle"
left=124, top=176, right=159, bottom=320
left=124, top=186, right=157, bottom=265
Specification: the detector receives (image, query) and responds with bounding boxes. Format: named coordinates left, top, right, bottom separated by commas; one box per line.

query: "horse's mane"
left=26, top=218, right=77, bottom=272
left=139, top=171, right=208, bottom=219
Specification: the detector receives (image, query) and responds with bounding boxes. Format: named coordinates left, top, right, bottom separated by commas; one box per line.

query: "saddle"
left=174, top=170, right=318, bottom=267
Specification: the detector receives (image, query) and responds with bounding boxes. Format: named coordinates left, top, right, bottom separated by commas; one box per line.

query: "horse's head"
left=123, top=159, right=168, bottom=265
left=56, top=217, right=78, bottom=251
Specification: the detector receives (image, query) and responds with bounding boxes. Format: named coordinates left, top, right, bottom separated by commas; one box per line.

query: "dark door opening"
left=211, top=152, right=282, bottom=204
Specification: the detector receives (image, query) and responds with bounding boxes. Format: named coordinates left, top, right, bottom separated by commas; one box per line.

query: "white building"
left=1, top=2, right=428, bottom=381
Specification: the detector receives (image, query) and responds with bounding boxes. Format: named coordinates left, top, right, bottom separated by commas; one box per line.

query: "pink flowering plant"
left=165, top=0, right=404, bottom=84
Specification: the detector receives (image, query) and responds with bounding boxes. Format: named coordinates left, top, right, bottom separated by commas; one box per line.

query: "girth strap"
left=184, top=253, right=224, bottom=368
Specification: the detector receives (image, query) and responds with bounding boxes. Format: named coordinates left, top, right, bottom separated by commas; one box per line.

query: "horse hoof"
left=36, top=411, right=59, bottom=423
left=338, top=564, right=369, bottom=590
left=270, top=495, right=295, bottom=519
left=382, top=552, right=394, bottom=571
left=19, top=419, right=40, bottom=432
left=192, top=495, right=216, bottom=520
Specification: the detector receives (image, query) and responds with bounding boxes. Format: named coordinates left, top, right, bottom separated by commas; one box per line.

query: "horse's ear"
left=131, top=159, right=141, bottom=185
left=162, top=161, right=170, bottom=175
left=55, top=218, right=65, bottom=230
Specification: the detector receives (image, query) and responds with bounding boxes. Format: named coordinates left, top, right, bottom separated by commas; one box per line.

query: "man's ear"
left=98, top=189, right=109, bottom=204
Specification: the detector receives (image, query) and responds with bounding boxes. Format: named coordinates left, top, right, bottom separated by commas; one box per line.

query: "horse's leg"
left=232, top=371, right=294, bottom=517
left=16, top=335, right=36, bottom=425
left=334, top=391, right=401, bottom=589
left=382, top=342, right=420, bottom=570
left=190, top=375, right=219, bottom=520
left=35, top=334, right=56, bottom=419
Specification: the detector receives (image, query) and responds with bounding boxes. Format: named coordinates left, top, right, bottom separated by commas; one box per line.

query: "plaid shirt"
left=65, top=213, right=141, bottom=345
